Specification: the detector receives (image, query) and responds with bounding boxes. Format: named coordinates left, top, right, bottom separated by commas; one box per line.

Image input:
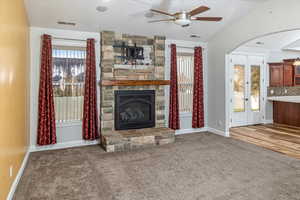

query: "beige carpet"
left=14, top=132, right=300, bottom=200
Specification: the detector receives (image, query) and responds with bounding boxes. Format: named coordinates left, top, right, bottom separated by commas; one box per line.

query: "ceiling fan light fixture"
left=174, top=18, right=191, bottom=26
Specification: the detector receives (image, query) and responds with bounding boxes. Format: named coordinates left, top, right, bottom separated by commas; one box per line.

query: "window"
left=233, top=65, right=245, bottom=112
left=52, top=46, right=86, bottom=123
left=177, top=53, right=194, bottom=113
left=251, top=65, right=260, bottom=111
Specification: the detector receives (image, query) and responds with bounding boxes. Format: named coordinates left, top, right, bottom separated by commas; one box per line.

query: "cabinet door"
left=269, top=64, right=283, bottom=87
left=283, top=63, right=294, bottom=86
left=294, top=66, right=300, bottom=86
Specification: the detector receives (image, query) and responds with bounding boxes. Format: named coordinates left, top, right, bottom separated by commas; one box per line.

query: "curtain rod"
left=168, top=45, right=205, bottom=50
left=53, top=37, right=97, bottom=43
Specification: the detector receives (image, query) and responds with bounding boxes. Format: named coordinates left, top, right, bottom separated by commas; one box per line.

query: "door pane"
left=234, top=65, right=245, bottom=112
left=251, top=65, right=260, bottom=111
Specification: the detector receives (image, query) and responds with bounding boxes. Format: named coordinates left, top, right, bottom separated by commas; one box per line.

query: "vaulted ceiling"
left=25, top=0, right=269, bottom=41
left=241, top=30, right=300, bottom=51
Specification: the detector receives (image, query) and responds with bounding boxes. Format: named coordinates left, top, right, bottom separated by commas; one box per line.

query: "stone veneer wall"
left=100, top=31, right=166, bottom=134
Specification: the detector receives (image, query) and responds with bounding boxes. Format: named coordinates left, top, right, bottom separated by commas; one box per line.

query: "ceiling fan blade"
left=148, top=19, right=174, bottom=23
left=150, top=9, right=174, bottom=16
left=188, top=6, right=210, bottom=16
left=192, top=17, right=223, bottom=21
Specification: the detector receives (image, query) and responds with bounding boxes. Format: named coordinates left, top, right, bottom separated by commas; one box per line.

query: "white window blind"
left=52, top=46, right=86, bottom=123
left=177, top=53, right=194, bottom=113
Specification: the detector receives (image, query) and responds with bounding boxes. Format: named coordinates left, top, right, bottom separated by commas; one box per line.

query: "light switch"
left=9, top=166, right=13, bottom=177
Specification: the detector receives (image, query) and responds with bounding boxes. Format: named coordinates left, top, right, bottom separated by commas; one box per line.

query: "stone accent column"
left=154, top=36, right=166, bottom=127
left=101, top=31, right=115, bottom=81
left=100, top=31, right=115, bottom=133
left=154, top=36, right=166, bottom=80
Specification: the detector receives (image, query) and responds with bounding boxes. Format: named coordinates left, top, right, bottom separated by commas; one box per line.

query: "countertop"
left=267, top=96, right=300, bottom=103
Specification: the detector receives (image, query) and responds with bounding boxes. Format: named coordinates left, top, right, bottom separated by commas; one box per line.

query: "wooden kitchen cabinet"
left=269, top=63, right=284, bottom=87
left=284, top=59, right=300, bottom=86
left=273, top=101, right=300, bottom=127
left=269, top=62, right=294, bottom=87
left=283, top=62, right=294, bottom=86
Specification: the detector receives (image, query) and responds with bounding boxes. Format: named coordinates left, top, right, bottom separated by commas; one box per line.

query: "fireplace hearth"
left=115, top=90, right=155, bottom=130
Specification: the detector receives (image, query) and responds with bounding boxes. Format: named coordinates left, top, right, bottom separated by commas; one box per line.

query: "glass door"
left=247, top=56, right=263, bottom=125
left=231, top=55, right=264, bottom=127
left=232, top=55, right=248, bottom=126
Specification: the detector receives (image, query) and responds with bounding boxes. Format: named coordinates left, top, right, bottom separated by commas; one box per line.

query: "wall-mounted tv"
left=113, top=42, right=144, bottom=60
left=126, top=45, right=144, bottom=60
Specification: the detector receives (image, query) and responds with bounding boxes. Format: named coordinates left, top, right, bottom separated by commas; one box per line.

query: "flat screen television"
left=126, top=46, right=144, bottom=60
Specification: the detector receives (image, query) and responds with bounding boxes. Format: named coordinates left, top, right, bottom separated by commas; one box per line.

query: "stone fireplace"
left=100, top=31, right=175, bottom=152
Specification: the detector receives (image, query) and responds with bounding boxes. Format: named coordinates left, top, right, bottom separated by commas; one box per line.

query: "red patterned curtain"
left=169, top=44, right=180, bottom=130
left=83, top=39, right=99, bottom=140
left=37, top=34, right=57, bottom=145
left=192, top=47, right=204, bottom=128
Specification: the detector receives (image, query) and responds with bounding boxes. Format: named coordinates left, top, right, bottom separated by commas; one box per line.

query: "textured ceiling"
left=25, top=0, right=268, bottom=41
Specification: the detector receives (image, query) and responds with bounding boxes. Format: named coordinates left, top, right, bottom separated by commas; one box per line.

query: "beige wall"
left=0, top=0, right=29, bottom=199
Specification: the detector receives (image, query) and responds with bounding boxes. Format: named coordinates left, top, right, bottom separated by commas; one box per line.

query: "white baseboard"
left=174, top=127, right=230, bottom=137
left=29, top=139, right=100, bottom=152
left=264, top=119, right=273, bottom=124
left=7, top=150, right=30, bottom=200
left=175, top=127, right=208, bottom=135
left=207, top=127, right=230, bottom=137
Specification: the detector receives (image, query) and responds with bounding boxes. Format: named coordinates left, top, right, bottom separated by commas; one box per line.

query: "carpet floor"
left=14, top=132, right=300, bottom=200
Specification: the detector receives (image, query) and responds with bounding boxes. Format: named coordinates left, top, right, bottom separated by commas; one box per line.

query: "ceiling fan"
left=149, top=6, right=222, bottom=27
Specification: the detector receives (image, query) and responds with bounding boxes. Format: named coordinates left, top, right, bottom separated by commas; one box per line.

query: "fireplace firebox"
left=114, top=90, right=155, bottom=130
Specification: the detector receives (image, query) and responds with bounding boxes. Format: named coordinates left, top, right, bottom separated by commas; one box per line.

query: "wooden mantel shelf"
left=101, top=80, right=170, bottom=86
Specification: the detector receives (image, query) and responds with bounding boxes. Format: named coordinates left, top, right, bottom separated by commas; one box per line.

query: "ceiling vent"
left=190, top=34, right=201, bottom=38
left=96, top=6, right=108, bottom=12
left=256, top=41, right=264, bottom=45
left=57, top=21, right=76, bottom=26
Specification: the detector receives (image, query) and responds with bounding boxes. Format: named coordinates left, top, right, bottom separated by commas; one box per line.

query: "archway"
left=227, top=29, right=300, bottom=130
left=207, top=0, right=300, bottom=136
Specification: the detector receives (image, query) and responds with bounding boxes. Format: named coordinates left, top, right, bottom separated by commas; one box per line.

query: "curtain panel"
left=192, top=47, right=204, bottom=128
left=37, top=34, right=57, bottom=145
left=169, top=44, right=180, bottom=130
left=82, top=39, right=99, bottom=140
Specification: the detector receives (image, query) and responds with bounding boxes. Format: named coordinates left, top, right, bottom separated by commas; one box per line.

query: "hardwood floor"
left=230, top=124, right=300, bottom=159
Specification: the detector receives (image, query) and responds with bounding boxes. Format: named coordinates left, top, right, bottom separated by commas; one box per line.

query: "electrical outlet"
left=9, top=166, right=13, bottom=177
left=215, top=120, right=223, bottom=127
left=218, top=120, right=223, bottom=126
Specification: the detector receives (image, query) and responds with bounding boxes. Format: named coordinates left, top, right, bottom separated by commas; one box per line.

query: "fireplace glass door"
left=115, top=90, right=155, bottom=130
